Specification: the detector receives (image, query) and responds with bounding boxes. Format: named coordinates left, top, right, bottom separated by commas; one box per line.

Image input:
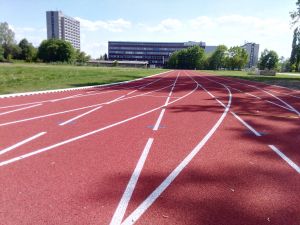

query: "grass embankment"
left=201, top=70, right=300, bottom=90
left=0, top=63, right=165, bottom=94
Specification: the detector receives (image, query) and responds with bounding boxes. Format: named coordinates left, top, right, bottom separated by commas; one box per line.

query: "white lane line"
left=230, top=112, right=261, bottom=137
left=153, top=73, right=180, bottom=131
left=245, top=92, right=262, bottom=99
left=269, top=145, right=300, bottom=174
left=0, top=103, right=103, bottom=127
left=0, top=83, right=175, bottom=128
left=59, top=106, right=102, bottom=126
left=153, top=109, right=166, bottom=131
left=0, top=103, right=42, bottom=116
left=110, top=138, right=154, bottom=225
left=0, top=84, right=198, bottom=167
left=121, top=78, right=232, bottom=225
left=266, top=100, right=295, bottom=112
left=0, top=71, right=172, bottom=109
left=0, top=132, right=46, bottom=156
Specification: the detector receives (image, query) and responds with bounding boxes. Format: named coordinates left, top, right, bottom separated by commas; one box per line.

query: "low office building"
left=108, top=41, right=206, bottom=67
left=46, top=11, right=80, bottom=50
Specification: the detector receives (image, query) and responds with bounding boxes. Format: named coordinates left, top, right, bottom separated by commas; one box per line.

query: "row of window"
left=109, top=46, right=183, bottom=51
left=109, top=51, right=171, bottom=56
left=110, top=55, right=165, bottom=60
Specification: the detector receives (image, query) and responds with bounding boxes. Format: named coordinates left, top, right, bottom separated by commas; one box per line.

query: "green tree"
left=225, top=46, right=248, bottom=70
left=37, top=39, right=75, bottom=63
left=75, top=49, right=91, bottom=63
left=208, top=45, right=228, bottom=70
left=0, top=45, right=4, bottom=61
left=258, top=49, right=279, bottom=70
left=290, top=0, right=300, bottom=26
left=18, top=38, right=37, bottom=62
left=0, top=22, right=15, bottom=46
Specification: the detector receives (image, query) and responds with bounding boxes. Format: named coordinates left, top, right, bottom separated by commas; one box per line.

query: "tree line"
left=166, top=45, right=280, bottom=71
left=0, top=22, right=91, bottom=63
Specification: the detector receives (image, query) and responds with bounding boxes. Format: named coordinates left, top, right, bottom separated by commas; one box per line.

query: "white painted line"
left=153, top=109, right=166, bottom=131
left=0, top=132, right=46, bottom=155
left=0, top=84, right=198, bottom=167
left=245, top=92, right=262, bottom=99
left=0, top=103, right=104, bottom=127
left=121, top=77, right=232, bottom=225
left=0, top=70, right=173, bottom=99
left=50, top=94, right=83, bottom=102
left=110, top=138, right=154, bottom=225
left=152, top=73, right=179, bottom=131
left=266, top=100, right=295, bottom=112
left=0, top=103, right=42, bottom=116
left=230, top=112, right=261, bottom=137
left=59, top=106, right=102, bottom=126
left=105, top=95, right=126, bottom=105
left=269, top=145, right=300, bottom=174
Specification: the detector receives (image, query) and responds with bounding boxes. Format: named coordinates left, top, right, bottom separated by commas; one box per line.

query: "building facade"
left=241, top=43, right=259, bottom=68
left=108, top=41, right=206, bottom=67
left=46, top=11, right=80, bottom=50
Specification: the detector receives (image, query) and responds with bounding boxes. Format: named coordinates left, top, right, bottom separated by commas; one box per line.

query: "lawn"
left=0, top=63, right=166, bottom=94
left=200, top=70, right=300, bottom=90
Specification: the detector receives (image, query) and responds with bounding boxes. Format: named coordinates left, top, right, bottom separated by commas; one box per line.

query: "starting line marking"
left=269, top=145, right=300, bottom=174
left=0, top=103, right=42, bottom=116
left=0, top=132, right=47, bottom=156
left=110, top=138, right=154, bottom=225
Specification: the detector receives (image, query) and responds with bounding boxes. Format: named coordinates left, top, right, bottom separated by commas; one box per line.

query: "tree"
left=291, top=0, right=300, bottom=26
left=104, top=53, right=108, bottom=60
left=18, top=38, right=37, bottom=62
left=0, top=22, right=15, bottom=46
left=258, top=49, right=279, bottom=70
left=208, top=45, right=228, bottom=70
left=0, top=45, right=4, bottom=61
left=75, top=49, right=91, bottom=63
left=37, top=39, right=75, bottom=63
left=225, top=46, right=248, bottom=70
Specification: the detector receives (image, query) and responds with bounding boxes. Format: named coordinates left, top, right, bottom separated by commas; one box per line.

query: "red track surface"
left=0, top=70, right=299, bottom=225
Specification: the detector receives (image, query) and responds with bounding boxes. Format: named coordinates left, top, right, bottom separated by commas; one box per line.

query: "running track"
left=0, top=70, right=299, bottom=225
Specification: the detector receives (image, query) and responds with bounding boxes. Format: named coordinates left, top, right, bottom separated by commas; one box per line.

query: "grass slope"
left=200, top=70, right=300, bottom=90
left=0, top=63, right=165, bottom=94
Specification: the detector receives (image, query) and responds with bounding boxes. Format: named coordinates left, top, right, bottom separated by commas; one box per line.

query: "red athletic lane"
left=0, top=70, right=299, bottom=225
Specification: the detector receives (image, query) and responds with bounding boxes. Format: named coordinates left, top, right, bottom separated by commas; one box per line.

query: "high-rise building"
left=108, top=41, right=206, bottom=67
left=46, top=11, right=80, bottom=50
left=241, top=43, right=259, bottom=68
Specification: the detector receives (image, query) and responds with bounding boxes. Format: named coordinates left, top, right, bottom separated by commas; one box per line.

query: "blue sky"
left=0, top=0, right=296, bottom=58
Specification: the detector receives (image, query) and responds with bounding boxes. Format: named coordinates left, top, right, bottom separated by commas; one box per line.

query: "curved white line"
left=121, top=72, right=232, bottom=225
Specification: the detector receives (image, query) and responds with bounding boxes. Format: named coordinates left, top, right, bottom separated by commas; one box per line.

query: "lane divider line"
left=153, top=73, right=180, bottom=131
left=0, top=84, right=198, bottom=167
left=266, top=100, right=295, bottom=112
left=230, top=112, right=261, bottom=137
left=269, top=145, right=300, bottom=174
left=0, top=132, right=47, bottom=156
left=109, top=138, right=154, bottom=225
left=0, top=103, right=42, bottom=116
left=121, top=74, right=232, bottom=225
left=59, top=106, right=103, bottom=126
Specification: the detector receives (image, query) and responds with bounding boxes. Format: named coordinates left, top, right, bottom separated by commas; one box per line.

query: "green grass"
left=0, top=63, right=166, bottom=94
left=200, top=70, right=300, bottom=90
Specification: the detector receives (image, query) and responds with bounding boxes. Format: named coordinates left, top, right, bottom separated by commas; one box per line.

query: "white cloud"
left=146, top=19, right=182, bottom=32
left=75, top=17, right=131, bottom=32
left=189, top=16, right=216, bottom=29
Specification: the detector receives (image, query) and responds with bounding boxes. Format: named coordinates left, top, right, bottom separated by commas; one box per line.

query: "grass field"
left=201, top=70, right=300, bottom=90
left=0, top=63, right=165, bottom=94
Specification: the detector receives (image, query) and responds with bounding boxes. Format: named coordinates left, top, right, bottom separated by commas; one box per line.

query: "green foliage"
left=167, top=46, right=205, bottom=69
left=112, top=60, right=119, bottom=67
left=18, top=38, right=37, bottom=62
left=0, top=45, right=4, bottom=61
left=290, top=0, right=300, bottom=26
left=0, top=22, right=15, bottom=46
left=3, top=43, right=21, bottom=61
left=75, top=49, right=91, bottom=63
left=259, top=49, right=279, bottom=70
left=290, top=28, right=300, bottom=71
left=208, top=45, right=228, bottom=70
left=37, top=39, right=76, bottom=63
left=225, top=46, right=248, bottom=70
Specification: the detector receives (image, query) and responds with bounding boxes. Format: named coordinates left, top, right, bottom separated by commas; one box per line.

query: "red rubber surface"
left=0, top=70, right=299, bottom=225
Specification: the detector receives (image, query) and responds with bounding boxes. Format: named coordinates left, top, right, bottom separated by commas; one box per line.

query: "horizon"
left=0, top=0, right=296, bottom=58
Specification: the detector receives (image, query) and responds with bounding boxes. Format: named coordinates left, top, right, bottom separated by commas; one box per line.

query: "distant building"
left=241, top=43, right=259, bottom=68
left=46, top=11, right=80, bottom=50
left=108, top=41, right=206, bottom=67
